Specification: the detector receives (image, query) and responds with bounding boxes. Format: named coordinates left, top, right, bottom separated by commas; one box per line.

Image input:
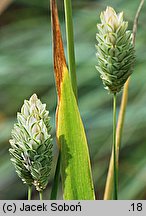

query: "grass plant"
left=5, top=0, right=145, bottom=200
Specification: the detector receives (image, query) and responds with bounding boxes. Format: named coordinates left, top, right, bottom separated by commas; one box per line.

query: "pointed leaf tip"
left=50, top=0, right=67, bottom=99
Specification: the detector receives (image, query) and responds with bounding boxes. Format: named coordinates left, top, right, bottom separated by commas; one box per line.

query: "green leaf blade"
left=50, top=0, right=95, bottom=200
left=58, top=68, right=95, bottom=199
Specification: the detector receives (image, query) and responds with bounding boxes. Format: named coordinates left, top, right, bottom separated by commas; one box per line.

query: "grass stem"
left=113, top=93, right=118, bottom=200
left=39, top=191, right=43, bottom=200
left=64, top=0, right=78, bottom=99
left=28, top=186, right=32, bottom=200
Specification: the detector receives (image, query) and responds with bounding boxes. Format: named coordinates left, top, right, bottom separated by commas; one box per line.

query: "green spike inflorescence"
left=9, top=94, right=53, bottom=191
left=96, top=6, right=135, bottom=93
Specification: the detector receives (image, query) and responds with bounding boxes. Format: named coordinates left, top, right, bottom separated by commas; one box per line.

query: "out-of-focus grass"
left=0, top=0, right=146, bottom=199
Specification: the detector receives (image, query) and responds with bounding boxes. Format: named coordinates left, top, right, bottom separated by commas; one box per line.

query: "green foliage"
left=58, top=69, right=95, bottom=199
left=0, top=0, right=146, bottom=199
left=51, top=0, right=95, bottom=199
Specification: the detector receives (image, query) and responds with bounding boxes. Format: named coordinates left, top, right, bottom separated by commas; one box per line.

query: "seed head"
left=9, top=94, right=52, bottom=191
left=96, top=7, right=135, bottom=93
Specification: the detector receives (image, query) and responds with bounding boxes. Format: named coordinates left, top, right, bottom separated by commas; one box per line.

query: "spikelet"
left=96, top=7, right=135, bottom=93
left=9, top=94, right=52, bottom=191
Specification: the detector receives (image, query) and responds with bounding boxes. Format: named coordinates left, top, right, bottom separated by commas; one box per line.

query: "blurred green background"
left=0, top=0, right=146, bottom=200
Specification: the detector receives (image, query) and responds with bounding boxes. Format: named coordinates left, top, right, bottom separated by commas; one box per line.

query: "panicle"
left=9, top=94, right=53, bottom=191
left=96, top=6, right=135, bottom=93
